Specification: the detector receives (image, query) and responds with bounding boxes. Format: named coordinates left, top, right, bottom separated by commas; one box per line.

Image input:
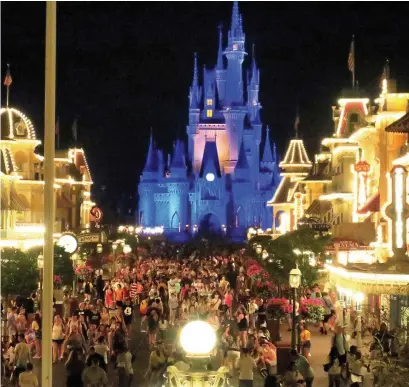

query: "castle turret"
left=138, top=133, right=158, bottom=227
left=247, top=44, right=261, bottom=122
left=168, top=140, right=189, bottom=230
left=260, top=126, right=274, bottom=171
left=234, top=139, right=250, bottom=181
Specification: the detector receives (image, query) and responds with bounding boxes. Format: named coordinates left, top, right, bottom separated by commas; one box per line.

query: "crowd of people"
left=1, top=245, right=382, bottom=387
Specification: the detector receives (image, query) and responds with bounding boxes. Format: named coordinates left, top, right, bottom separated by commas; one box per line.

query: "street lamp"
left=70, top=253, right=79, bottom=296
left=96, top=243, right=103, bottom=254
left=289, top=265, right=302, bottom=350
left=37, top=254, right=44, bottom=300
left=256, top=244, right=262, bottom=255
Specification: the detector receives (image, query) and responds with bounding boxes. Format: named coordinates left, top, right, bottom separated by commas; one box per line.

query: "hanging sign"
left=90, top=206, right=103, bottom=223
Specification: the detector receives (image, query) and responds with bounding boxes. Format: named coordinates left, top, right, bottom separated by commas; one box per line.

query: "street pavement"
left=26, top=320, right=336, bottom=387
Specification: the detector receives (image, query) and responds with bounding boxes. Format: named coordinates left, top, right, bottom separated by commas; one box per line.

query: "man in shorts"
left=122, top=298, right=134, bottom=336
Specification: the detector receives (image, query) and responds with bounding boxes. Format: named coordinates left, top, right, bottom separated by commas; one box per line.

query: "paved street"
left=26, top=319, right=336, bottom=387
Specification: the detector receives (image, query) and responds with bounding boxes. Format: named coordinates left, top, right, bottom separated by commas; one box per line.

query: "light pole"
left=37, top=254, right=44, bottom=301
left=111, top=243, right=118, bottom=279
left=70, top=253, right=79, bottom=296
left=42, top=2, right=56, bottom=386
left=289, top=266, right=302, bottom=350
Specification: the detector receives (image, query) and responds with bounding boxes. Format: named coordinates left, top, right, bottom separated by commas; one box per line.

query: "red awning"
left=357, top=193, right=380, bottom=214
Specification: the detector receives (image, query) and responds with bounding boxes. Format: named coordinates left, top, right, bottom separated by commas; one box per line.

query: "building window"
left=206, top=109, right=213, bottom=118
left=207, top=99, right=213, bottom=106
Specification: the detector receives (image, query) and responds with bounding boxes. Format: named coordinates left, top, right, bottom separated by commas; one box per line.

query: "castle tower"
left=168, top=140, right=189, bottom=230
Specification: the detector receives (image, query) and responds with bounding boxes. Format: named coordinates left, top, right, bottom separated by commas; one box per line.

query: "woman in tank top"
left=52, top=315, right=65, bottom=362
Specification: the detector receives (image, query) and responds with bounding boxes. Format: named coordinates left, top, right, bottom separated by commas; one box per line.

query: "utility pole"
left=42, top=2, right=56, bottom=386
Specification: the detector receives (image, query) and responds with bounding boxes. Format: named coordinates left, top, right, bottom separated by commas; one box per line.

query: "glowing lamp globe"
left=180, top=321, right=216, bottom=356
left=123, top=244, right=132, bottom=254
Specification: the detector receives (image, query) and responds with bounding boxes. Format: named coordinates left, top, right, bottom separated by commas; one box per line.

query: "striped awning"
left=10, top=189, right=29, bottom=211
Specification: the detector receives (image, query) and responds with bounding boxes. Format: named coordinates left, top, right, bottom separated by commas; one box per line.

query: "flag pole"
left=42, top=2, right=56, bottom=387
left=352, top=35, right=355, bottom=89
left=6, top=64, right=10, bottom=107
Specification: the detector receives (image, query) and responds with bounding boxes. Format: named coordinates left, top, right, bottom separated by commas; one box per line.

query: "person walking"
left=82, top=357, right=108, bottom=387
left=290, top=349, right=315, bottom=387
left=326, top=345, right=341, bottom=387
left=65, top=349, right=85, bottom=387
left=238, top=348, right=256, bottom=387
left=18, top=362, right=38, bottom=387
left=31, top=313, right=42, bottom=359
left=116, top=344, right=134, bottom=387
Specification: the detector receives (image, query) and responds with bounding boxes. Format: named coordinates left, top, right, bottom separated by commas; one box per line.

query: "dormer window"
left=207, top=109, right=213, bottom=118
left=233, top=43, right=238, bottom=51
left=207, top=99, right=213, bottom=106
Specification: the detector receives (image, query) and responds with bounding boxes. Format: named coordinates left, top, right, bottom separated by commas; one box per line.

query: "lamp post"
left=256, top=244, right=262, bottom=257
left=70, top=253, right=79, bottom=296
left=37, top=254, right=44, bottom=301
left=111, top=243, right=118, bottom=279
left=289, top=266, right=302, bottom=350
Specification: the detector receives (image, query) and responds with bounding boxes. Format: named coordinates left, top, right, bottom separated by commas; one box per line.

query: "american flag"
left=348, top=38, right=355, bottom=72
left=294, top=113, right=300, bottom=131
left=3, top=66, right=12, bottom=87
left=380, top=60, right=390, bottom=87
left=55, top=117, right=60, bottom=136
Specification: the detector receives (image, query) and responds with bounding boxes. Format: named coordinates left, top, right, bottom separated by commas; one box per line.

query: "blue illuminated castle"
left=138, top=1, right=280, bottom=239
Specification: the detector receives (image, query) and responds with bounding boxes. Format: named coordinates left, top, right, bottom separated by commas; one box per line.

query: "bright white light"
left=277, top=212, right=289, bottom=234
left=179, top=321, right=216, bottom=356
left=206, top=173, right=215, bottom=182
left=57, top=234, right=78, bottom=254
left=123, top=244, right=132, bottom=254
left=353, top=292, right=365, bottom=303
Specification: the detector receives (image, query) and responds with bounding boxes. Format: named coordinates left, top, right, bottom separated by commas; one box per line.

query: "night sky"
left=2, top=1, right=409, bottom=216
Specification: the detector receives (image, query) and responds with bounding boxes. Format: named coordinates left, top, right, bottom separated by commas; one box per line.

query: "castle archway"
left=199, top=213, right=222, bottom=235
left=171, top=211, right=181, bottom=231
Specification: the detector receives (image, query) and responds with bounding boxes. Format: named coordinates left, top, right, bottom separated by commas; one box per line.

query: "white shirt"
left=239, top=356, right=256, bottom=380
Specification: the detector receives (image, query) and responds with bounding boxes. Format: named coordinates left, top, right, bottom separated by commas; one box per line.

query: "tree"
left=1, top=248, right=38, bottom=299
left=26, top=246, right=74, bottom=287
left=251, top=227, right=330, bottom=294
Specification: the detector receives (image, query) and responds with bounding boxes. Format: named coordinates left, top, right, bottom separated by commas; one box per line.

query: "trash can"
left=275, top=343, right=292, bottom=375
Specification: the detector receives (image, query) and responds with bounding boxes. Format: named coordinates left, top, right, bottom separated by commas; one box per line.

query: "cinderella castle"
left=138, top=1, right=280, bottom=239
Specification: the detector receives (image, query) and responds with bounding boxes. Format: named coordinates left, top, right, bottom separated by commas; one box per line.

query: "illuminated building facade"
left=138, top=2, right=280, bottom=239
left=0, top=106, right=94, bottom=250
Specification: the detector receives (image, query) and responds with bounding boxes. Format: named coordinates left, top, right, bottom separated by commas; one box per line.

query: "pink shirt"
left=224, top=293, right=233, bottom=308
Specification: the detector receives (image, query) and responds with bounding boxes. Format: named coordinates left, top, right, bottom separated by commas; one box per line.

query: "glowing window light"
left=206, top=99, right=213, bottom=106
left=276, top=212, right=289, bottom=234
left=206, top=109, right=213, bottom=118
left=179, top=321, right=216, bottom=356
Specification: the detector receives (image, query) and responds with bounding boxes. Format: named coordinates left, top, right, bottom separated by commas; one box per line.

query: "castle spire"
left=229, top=1, right=244, bottom=43
left=192, top=52, right=198, bottom=87
left=272, top=142, right=277, bottom=163
left=143, top=131, right=158, bottom=173
left=216, top=25, right=223, bottom=70
left=236, top=139, right=249, bottom=170
left=262, top=126, right=273, bottom=163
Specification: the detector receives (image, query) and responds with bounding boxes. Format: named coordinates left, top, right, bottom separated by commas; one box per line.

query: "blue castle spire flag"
left=138, top=1, right=280, bottom=239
